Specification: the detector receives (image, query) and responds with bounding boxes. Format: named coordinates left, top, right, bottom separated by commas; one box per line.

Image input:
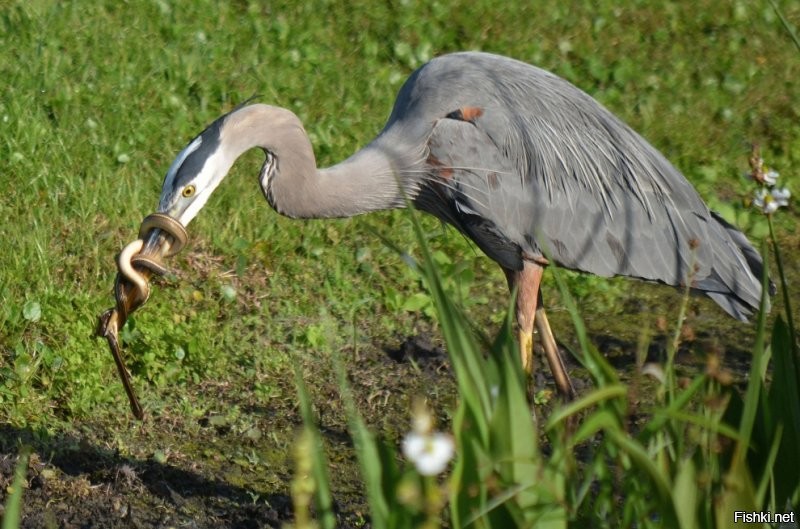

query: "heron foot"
left=518, top=329, right=533, bottom=374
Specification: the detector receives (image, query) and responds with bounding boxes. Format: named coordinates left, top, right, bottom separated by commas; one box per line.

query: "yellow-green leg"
left=518, top=328, right=534, bottom=374
left=504, top=262, right=541, bottom=377
left=504, top=261, right=575, bottom=401
left=536, top=304, right=576, bottom=400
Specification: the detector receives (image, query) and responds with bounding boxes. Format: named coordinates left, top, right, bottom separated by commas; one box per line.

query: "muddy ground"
left=0, top=288, right=768, bottom=529
left=0, top=326, right=458, bottom=528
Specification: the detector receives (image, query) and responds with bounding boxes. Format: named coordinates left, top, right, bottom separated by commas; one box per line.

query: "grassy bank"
left=1, top=1, right=799, bottom=527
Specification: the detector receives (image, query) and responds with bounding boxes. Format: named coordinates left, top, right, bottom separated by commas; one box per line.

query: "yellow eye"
left=182, top=185, right=196, bottom=198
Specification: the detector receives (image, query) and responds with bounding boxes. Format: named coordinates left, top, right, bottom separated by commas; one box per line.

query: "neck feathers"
left=222, top=104, right=422, bottom=219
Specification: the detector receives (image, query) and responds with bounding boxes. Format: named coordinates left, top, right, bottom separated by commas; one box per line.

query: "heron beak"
left=139, top=228, right=171, bottom=261
left=131, top=213, right=189, bottom=274
left=130, top=228, right=170, bottom=274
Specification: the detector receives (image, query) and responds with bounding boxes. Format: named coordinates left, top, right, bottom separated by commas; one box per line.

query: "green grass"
left=0, top=0, right=799, bottom=525
left=1, top=0, right=798, bottom=428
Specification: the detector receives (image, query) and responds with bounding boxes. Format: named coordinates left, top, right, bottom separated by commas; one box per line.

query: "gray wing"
left=415, top=114, right=526, bottom=272
left=421, top=105, right=763, bottom=320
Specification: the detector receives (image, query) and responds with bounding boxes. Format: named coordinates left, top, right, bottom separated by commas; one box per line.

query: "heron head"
left=137, top=110, right=237, bottom=261
left=156, top=112, right=234, bottom=227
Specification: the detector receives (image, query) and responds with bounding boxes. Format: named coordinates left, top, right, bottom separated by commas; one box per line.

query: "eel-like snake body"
left=95, top=213, right=188, bottom=420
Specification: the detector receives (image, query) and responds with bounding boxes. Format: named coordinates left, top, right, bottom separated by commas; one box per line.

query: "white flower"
left=402, top=431, right=455, bottom=476
left=764, top=170, right=780, bottom=186
left=772, top=187, right=791, bottom=202
left=753, top=187, right=791, bottom=215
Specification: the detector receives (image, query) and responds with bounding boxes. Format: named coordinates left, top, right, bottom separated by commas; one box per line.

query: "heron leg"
left=504, top=262, right=576, bottom=401
left=503, top=262, right=544, bottom=376
left=535, top=299, right=576, bottom=400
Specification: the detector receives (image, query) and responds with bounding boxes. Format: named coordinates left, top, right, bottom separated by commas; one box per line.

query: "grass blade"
left=673, top=458, right=698, bottom=529
left=715, top=457, right=758, bottom=529
left=766, top=316, right=800, bottom=509
left=640, top=375, right=708, bottom=439
left=769, top=0, right=800, bottom=53
left=733, top=241, right=771, bottom=465
left=292, top=362, right=336, bottom=529
left=545, top=384, right=627, bottom=432
left=3, top=447, right=29, bottom=529
left=606, top=429, right=674, bottom=509
left=654, top=409, right=742, bottom=442
left=755, top=423, right=783, bottom=506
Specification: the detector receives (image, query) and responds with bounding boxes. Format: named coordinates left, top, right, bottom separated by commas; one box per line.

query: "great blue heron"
left=136, top=51, right=768, bottom=400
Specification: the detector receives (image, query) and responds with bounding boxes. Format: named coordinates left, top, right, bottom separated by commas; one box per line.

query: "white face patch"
left=177, top=184, right=214, bottom=225
left=174, top=149, right=234, bottom=226
left=156, top=106, right=250, bottom=226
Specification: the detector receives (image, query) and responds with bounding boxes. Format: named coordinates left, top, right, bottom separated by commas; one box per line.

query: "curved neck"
left=223, top=104, right=422, bottom=219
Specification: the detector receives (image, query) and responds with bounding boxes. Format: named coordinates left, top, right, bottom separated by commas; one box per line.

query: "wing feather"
left=388, top=52, right=764, bottom=319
